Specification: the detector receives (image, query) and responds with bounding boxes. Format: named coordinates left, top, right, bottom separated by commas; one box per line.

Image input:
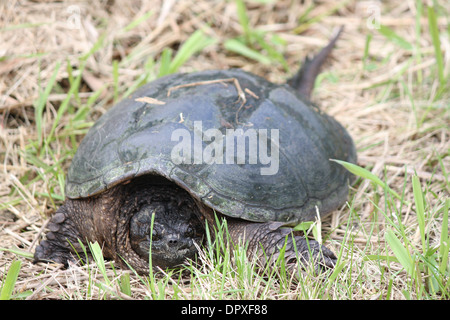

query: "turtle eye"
left=185, top=224, right=203, bottom=239
left=151, top=232, right=160, bottom=242
left=185, top=226, right=194, bottom=238
left=150, top=225, right=162, bottom=242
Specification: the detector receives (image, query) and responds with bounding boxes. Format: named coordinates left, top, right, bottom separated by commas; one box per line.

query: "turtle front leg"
left=34, top=203, right=89, bottom=268
left=225, top=219, right=337, bottom=271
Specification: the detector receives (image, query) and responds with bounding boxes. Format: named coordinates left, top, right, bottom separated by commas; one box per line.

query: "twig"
left=167, top=78, right=248, bottom=124
left=29, top=219, right=50, bottom=252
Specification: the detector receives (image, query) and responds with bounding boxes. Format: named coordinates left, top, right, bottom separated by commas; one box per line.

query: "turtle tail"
left=287, top=26, right=344, bottom=99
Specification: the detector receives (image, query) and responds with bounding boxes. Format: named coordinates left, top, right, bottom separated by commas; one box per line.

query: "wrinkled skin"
left=128, top=185, right=204, bottom=269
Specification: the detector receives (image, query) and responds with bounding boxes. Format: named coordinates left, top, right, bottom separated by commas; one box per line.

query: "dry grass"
left=1, top=0, right=449, bottom=300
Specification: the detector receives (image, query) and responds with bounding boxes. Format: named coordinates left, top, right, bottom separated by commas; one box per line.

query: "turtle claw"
left=34, top=208, right=88, bottom=269
left=294, top=238, right=337, bottom=272
left=34, top=239, right=73, bottom=268
left=276, top=234, right=337, bottom=275
left=226, top=220, right=337, bottom=274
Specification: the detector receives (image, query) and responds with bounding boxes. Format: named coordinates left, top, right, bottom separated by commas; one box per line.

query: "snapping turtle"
left=34, top=29, right=356, bottom=274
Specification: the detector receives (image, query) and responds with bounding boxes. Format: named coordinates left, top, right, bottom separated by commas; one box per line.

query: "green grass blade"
left=45, top=62, right=84, bottom=147
left=147, top=211, right=159, bottom=299
left=66, top=61, right=78, bottom=104
left=34, top=61, right=61, bottom=146
left=293, top=221, right=314, bottom=232
left=122, top=10, right=154, bottom=32
left=412, top=175, right=426, bottom=252
left=0, top=247, right=34, bottom=259
left=363, top=254, right=399, bottom=263
left=327, top=261, right=345, bottom=285
left=292, top=1, right=350, bottom=34
left=439, top=199, right=449, bottom=274
left=224, top=38, right=271, bottom=65
left=362, top=34, right=373, bottom=71
left=414, top=0, right=423, bottom=83
left=385, top=230, right=414, bottom=277
left=80, top=32, right=107, bottom=61
left=0, top=260, right=22, bottom=300
left=378, top=25, right=413, bottom=50
left=253, top=32, right=288, bottom=70
left=89, top=241, right=110, bottom=286
left=119, top=272, right=132, bottom=296
left=235, top=0, right=250, bottom=42
left=157, top=48, right=173, bottom=78
left=331, top=159, right=404, bottom=202
left=297, top=3, right=314, bottom=24
left=168, top=30, right=216, bottom=74
left=427, top=5, right=445, bottom=87
left=0, top=22, right=50, bottom=31
left=112, top=60, right=119, bottom=102
left=332, top=159, right=384, bottom=185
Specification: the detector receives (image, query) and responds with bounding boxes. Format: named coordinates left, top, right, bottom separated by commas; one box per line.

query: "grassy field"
left=0, top=0, right=449, bottom=300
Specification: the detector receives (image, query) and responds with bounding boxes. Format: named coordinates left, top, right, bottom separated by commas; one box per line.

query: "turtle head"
left=129, top=195, right=204, bottom=269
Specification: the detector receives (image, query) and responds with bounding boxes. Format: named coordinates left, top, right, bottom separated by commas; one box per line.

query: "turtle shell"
left=66, top=69, right=356, bottom=224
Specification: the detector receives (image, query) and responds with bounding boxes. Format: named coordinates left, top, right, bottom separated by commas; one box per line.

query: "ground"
left=0, top=0, right=449, bottom=300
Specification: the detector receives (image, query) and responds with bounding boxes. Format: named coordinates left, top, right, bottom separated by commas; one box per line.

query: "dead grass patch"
left=1, top=0, right=449, bottom=300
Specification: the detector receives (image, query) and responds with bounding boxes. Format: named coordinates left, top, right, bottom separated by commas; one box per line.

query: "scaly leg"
left=225, top=219, right=337, bottom=271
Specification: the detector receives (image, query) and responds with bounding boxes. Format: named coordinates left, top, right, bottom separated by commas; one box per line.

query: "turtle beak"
left=151, top=235, right=197, bottom=268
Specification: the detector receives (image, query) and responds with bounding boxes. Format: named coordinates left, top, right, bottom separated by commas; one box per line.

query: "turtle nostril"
left=167, top=235, right=179, bottom=247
